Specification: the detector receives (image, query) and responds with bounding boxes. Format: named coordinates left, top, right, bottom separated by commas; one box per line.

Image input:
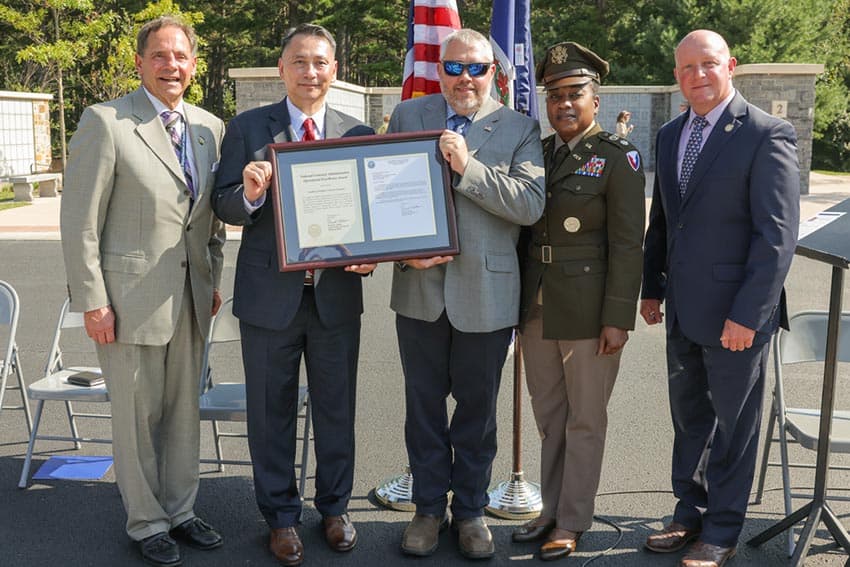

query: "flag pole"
left=484, top=0, right=542, bottom=520
left=485, top=334, right=542, bottom=518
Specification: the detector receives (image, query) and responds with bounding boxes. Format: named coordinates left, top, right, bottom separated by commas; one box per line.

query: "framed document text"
left=267, top=130, right=458, bottom=271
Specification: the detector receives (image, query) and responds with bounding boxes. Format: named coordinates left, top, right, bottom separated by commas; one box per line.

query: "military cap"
left=536, top=41, right=609, bottom=87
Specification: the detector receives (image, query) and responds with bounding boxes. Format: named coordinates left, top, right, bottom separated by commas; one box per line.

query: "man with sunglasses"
left=387, top=28, right=545, bottom=559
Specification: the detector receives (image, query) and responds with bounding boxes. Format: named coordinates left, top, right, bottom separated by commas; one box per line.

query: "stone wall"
left=230, top=63, right=823, bottom=192
left=0, top=90, right=53, bottom=177
left=733, top=64, right=822, bottom=193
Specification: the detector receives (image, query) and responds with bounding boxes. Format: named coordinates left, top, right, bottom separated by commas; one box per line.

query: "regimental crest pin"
left=575, top=155, right=606, bottom=177
left=626, top=150, right=640, bottom=172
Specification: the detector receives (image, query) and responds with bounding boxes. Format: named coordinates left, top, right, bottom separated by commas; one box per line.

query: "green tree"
left=0, top=0, right=114, bottom=169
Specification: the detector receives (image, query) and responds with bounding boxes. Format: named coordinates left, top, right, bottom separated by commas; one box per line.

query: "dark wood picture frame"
left=267, top=130, right=458, bottom=271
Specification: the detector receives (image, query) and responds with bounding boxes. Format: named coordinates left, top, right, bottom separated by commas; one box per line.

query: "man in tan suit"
left=61, top=16, right=225, bottom=567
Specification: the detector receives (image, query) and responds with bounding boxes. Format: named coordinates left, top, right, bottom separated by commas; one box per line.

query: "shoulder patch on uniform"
left=626, top=150, right=640, bottom=171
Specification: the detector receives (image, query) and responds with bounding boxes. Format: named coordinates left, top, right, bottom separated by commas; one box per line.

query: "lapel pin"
left=724, top=123, right=734, bottom=132
left=198, top=136, right=205, bottom=145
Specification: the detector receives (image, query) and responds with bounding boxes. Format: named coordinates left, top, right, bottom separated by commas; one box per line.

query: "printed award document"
left=291, top=159, right=365, bottom=247
left=364, top=153, right=437, bottom=241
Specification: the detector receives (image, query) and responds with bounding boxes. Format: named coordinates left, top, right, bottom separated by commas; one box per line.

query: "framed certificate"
left=267, top=130, right=459, bottom=271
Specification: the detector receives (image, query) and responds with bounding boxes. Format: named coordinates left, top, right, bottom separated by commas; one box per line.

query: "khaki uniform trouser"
left=520, top=302, right=621, bottom=532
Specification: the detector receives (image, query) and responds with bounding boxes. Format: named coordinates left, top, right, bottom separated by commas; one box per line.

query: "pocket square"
left=211, top=160, right=220, bottom=173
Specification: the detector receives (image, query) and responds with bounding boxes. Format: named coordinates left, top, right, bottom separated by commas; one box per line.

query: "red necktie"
left=301, top=117, right=317, bottom=285
left=302, top=117, right=317, bottom=141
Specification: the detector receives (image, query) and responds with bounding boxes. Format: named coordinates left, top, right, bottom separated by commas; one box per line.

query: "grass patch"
left=0, top=183, right=31, bottom=212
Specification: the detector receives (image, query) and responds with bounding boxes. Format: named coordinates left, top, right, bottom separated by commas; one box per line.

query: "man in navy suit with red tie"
left=641, top=30, right=800, bottom=567
left=212, top=23, right=374, bottom=567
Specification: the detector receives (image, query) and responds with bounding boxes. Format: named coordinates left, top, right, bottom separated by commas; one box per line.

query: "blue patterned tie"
left=160, top=110, right=195, bottom=198
left=448, top=114, right=470, bottom=137
left=679, top=115, right=708, bottom=198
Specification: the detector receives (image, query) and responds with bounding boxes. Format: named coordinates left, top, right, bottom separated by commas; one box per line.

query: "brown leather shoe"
left=401, top=513, right=449, bottom=557
left=323, top=513, right=357, bottom=552
left=680, top=541, right=736, bottom=567
left=539, top=529, right=582, bottom=561
left=512, top=517, right=556, bottom=543
left=269, top=527, right=303, bottom=566
left=645, top=522, right=701, bottom=553
left=453, top=517, right=495, bottom=559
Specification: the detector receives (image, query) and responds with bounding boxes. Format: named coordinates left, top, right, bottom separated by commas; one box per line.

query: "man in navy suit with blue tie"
left=641, top=30, right=800, bottom=567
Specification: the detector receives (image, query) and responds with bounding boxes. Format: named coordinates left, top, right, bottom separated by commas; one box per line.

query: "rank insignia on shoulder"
left=575, top=155, right=606, bottom=177
left=626, top=150, right=641, bottom=172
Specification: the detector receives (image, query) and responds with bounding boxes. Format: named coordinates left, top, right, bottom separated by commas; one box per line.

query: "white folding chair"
left=18, top=298, right=111, bottom=488
left=0, top=280, right=32, bottom=432
left=754, top=310, right=850, bottom=555
left=199, top=297, right=311, bottom=494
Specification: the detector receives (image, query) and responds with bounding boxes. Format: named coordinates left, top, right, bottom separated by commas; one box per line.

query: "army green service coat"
left=519, top=123, right=645, bottom=340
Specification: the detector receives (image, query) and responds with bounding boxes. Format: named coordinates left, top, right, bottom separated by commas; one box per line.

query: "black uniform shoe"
left=169, top=517, right=223, bottom=550
left=140, top=532, right=182, bottom=567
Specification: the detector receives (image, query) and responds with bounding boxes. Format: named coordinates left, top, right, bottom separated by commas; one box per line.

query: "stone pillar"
left=732, top=63, right=823, bottom=194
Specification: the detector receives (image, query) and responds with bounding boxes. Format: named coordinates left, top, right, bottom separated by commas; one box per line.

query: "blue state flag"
left=489, top=0, right=538, bottom=119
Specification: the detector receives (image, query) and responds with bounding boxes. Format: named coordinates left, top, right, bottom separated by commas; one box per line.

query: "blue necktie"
left=679, top=115, right=708, bottom=198
left=448, top=114, right=470, bottom=137
left=160, top=110, right=195, bottom=198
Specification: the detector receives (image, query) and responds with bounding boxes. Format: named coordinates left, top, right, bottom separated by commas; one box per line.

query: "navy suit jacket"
left=212, top=99, right=374, bottom=330
left=642, top=92, right=800, bottom=346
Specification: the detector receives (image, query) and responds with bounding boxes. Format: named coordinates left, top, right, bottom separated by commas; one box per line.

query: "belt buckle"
left=541, top=245, right=552, bottom=264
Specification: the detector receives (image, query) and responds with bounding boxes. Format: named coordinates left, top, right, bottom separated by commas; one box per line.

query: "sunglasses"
left=442, top=61, right=492, bottom=77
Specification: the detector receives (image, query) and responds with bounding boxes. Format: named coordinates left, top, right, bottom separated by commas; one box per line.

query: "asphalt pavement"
left=1, top=173, right=850, bottom=566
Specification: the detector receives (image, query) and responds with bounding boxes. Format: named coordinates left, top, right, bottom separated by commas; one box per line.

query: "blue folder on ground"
left=33, top=456, right=113, bottom=480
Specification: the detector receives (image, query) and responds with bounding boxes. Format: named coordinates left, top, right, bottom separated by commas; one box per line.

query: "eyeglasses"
left=442, top=61, right=492, bottom=77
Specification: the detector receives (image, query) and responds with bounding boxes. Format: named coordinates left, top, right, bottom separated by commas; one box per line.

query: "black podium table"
left=748, top=198, right=850, bottom=564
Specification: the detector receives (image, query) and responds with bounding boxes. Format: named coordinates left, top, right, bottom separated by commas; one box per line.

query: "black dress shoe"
left=513, top=518, right=556, bottom=542
left=140, top=532, right=182, bottom=567
left=169, top=517, right=223, bottom=550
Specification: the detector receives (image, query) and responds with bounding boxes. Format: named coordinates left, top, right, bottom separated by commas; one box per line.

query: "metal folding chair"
left=0, top=280, right=32, bottom=432
left=754, top=310, right=850, bottom=555
left=199, top=297, right=311, bottom=494
left=18, top=298, right=111, bottom=488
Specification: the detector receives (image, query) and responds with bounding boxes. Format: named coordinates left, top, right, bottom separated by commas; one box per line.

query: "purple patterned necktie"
left=679, top=115, right=708, bottom=198
left=160, top=110, right=195, bottom=198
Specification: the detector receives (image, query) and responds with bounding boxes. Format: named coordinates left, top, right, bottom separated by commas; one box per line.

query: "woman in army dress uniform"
left=511, top=42, right=646, bottom=561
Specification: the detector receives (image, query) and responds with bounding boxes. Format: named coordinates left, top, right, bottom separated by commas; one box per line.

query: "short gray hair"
left=136, top=16, right=197, bottom=56
left=440, top=29, right=493, bottom=62
left=281, top=23, right=337, bottom=56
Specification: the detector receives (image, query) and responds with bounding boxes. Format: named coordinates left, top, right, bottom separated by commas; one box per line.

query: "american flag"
left=401, top=0, right=462, bottom=100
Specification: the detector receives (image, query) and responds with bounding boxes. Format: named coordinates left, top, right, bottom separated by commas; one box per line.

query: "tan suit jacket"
left=61, top=88, right=225, bottom=343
